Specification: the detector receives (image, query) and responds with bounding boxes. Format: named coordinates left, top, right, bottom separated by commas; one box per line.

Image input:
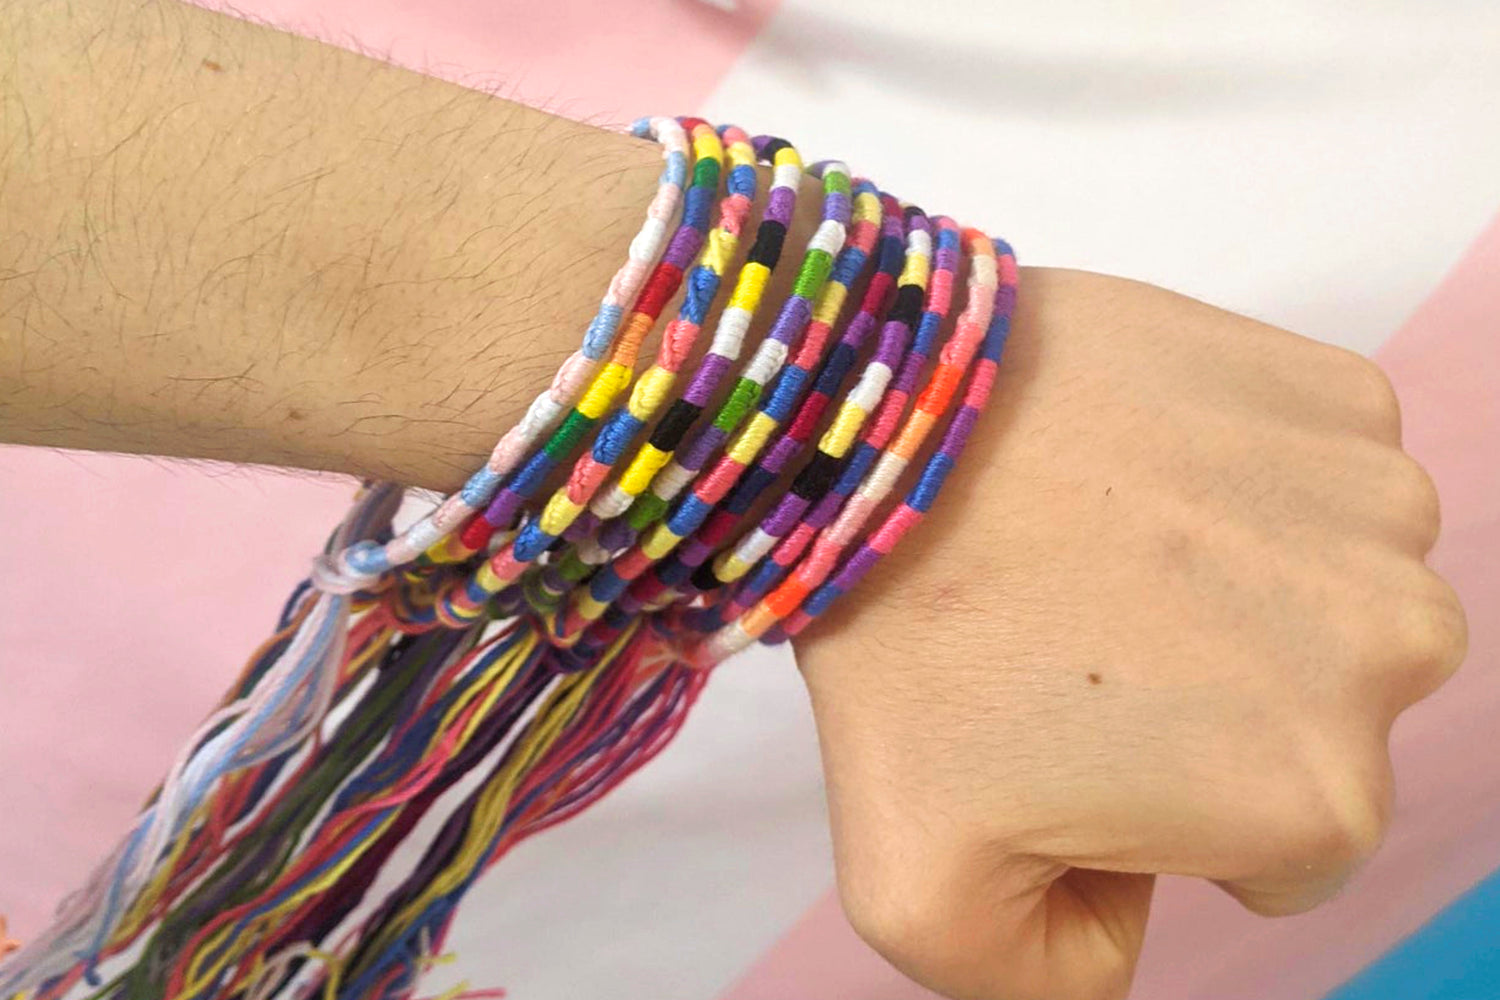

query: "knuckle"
left=1313, top=769, right=1392, bottom=871
left=1334, top=350, right=1402, bottom=439
left=1386, top=455, right=1443, bottom=549
left=1398, top=573, right=1470, bottom=691
left=1278, top=756, right=1392, bottom=875
left=839, top=869, right=946, bottom=976
left=1301, top=799, right=1387, bottom=875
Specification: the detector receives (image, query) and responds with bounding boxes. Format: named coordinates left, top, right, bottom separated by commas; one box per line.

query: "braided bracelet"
left=687, top=209, right=960, bottom=630
left=0, top=117, right=1018, bottom=1000
left=556, top=156, right=854, bottom=641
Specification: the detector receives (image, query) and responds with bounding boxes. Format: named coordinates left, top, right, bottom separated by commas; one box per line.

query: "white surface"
left=709, top=0, right=1500, bottom=352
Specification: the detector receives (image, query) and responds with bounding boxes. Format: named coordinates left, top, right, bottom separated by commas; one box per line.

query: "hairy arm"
left=1, top=0, right=670, bottom=489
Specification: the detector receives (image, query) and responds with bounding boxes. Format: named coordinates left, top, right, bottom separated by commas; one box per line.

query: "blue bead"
left=664, top=150, right=688, bottom=188
left=803, top=583, right=841, bottom=617
left=657, top=556, right=692, bottom=587
left=594, top=410, right=644, bottom=463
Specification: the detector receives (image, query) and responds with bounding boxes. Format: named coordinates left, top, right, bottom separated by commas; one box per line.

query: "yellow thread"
left=345, top=625, right=396, bottom=681
left=617, top=448, right=667, bottom=499
left=618, top=444, right=672, bottom=494
left=577, top=363, right=630, bottom=420
left=628, top=366, right=675, bottom=419
left=727, top=138, right=757, bottom=170
left=172, top=638, right=543, bottom=1000
left=713, top=551, right=755, bottom=583
left=692, top=129, right=723, bottom=167
left=438, top=631, right=536, bottom=746
left=898, top=249, right=930, bottom=288
left=641, top=523, right=681, bottom=560
left=538, top=494, right=586, bottom=538
left=727, top=412, right=778, bottom=466
left=474, top=559, right=504, bottom=595
left=573, top=590, right=609, bottom=622
left=772, top=146, right=804, bottom=171
left=376, top=636, right=631, bottom=952
left=114, top=803, right=206, bottom=940
left=853, top=190, right=882, bottom=223
left=818, top=401, right=868, bottom=456
left=701, top=227, right=737, bottom=277
left=812, top=282, right=848, bottom=328
left=728, top=262, right=770, bottom=312
left=424, top=533, right=475, bottom=565
left=176, top=842, right=383, bottom=998
left=305, top=947, right=344, bottom=1000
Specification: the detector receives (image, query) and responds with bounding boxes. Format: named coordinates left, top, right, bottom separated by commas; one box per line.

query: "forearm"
left=1, top=0, right=666, bottom=490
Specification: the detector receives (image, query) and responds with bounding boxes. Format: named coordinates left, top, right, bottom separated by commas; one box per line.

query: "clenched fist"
left=792, top=268, right=1468, bottom=1000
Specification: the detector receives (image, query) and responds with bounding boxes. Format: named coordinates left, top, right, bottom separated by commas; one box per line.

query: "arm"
left=1, top=0, right=666, bottom=488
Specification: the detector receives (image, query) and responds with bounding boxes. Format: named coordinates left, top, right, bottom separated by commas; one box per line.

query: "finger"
left=1295, top=440, right=1443, bottom=556
left=1374, top=562, right=1470, bottom=715
left=1203, top=327, right=1403, bottom=446
left=1304, top=344, right=1405, bottom=445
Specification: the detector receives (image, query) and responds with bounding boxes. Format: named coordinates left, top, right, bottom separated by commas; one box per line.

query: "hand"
left=791, top=268, right=1468, bottom=1000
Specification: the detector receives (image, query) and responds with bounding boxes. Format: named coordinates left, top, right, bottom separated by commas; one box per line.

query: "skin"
left=1, top=2, right=1469, bottom=998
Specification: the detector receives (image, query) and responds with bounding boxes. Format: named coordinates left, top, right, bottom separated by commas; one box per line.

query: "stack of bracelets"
left=0, top=116, right=1017, bottom=1000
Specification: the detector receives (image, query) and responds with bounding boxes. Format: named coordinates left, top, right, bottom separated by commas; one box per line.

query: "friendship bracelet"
left=543, top=171, right=889, bottom=662
left=456, top=118, right=727, bottom=555
left=513, top=124, right=760, bottom=604
left=556, top=155, right=853, bottom=639
left=699, top=229, right=1005, bottom=660
left=773, top=238, right=1017, bottom=640
left=0, top=117, right=1018, bottom=1000
left=587, top=133, right=808, bottom=536
left=643, top=185, right=903, bottom=610
left=508, top=124, right=777, bottom=617
left=418, top=132, right=825, bottom=634
left=408, top=118, right=726, bottom=627
left=339, top=115, right=693, bottom=583
left=690, top=204, right=947, bottom=600
left=686, top=209, right=961, bottom=632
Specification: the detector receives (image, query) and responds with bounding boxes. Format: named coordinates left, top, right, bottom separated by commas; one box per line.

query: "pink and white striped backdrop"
left=1, top=2, right=1496, bottom=997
